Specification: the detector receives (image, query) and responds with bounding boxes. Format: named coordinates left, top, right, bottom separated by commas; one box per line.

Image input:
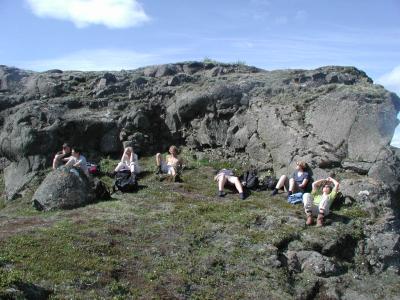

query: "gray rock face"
left=364, top=232, right=400, bottom=272
left=4, top=155, right=46, bottom=200
left=0, top=62, right=400, bottom=280
left=287, top=250, right=340, bottom=277
left=32, top=167, right=94, bottom=211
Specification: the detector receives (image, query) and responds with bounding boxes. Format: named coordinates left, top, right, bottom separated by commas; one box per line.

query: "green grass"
left=0, top=148, right=386, bottom=298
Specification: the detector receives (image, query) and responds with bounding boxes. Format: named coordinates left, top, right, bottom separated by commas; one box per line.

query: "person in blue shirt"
left=64, top=147, right=89, bottom=177
left=271, top=160, right=310, bottom=197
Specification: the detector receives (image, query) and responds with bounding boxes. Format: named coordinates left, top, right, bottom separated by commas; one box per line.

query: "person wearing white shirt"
left=115, top=146, right=141, bottom=174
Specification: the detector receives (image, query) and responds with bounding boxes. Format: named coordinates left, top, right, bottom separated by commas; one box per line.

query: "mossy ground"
left=0, top=149, right=373, bottom=299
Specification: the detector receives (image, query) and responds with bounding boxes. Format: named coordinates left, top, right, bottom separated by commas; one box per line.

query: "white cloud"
left=391, top=118, right=400, bottom=148
left=377, top=65, right=400, bottom=96
left=25, top=0, right=150, bottom=28
left=391, top=134, right=400, bottom=148
left=21, top=49, right=159, bottom=71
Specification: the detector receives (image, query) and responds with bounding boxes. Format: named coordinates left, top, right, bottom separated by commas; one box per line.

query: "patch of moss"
left=338, top=205, right=370, bottom=219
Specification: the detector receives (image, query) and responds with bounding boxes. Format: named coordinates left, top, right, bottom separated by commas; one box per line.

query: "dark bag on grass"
left=113, top=170, right=138, bottom=193
left=240, top=170, right=259, bottom=190
left=261, top=176, right=278, bottom=190
left=93, top=178, right=111, bottom=200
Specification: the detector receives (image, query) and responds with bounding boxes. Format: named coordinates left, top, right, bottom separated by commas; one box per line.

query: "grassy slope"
left=0, top=149, right=387, bottom=299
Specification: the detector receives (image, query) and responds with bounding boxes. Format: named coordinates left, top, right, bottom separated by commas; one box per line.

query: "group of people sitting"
left=270, top=160, right=339, bottom=227
left=53, top=143, right=89, bottom=177
left=53, top=144, right=339, bottom=227
left=53, top=143, right=183, bottom=178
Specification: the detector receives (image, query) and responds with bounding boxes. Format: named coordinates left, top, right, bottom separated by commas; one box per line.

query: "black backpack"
left=93, top=178, right=111, bottom=200
left=113, top=170, right=138, bottom=193
left=240, top=170, right=259, bottom=190
left=260, top=176, right=278, bottom=191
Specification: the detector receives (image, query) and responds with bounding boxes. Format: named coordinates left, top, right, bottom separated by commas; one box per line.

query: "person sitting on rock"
left=114, top=146, right=141, bottom=175
left=214, top=169, right=245, bottom=200
left=64, top=147, right=89, bottom=177
left=52, top=143, right=71, bottom=169
left=155, top=145, right=183, bottom=177
left=271, top=161, right=310, bottom=197
left=302, top=177, right=339, bottom=227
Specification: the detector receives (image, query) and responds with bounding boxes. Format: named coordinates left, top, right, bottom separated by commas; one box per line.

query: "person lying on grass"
left=214, top=169, right=245, bottom=200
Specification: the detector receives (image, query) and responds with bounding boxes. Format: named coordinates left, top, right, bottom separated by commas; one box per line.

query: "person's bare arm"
left=312, top=179, right=325, bottom=192
left=299, top=178, right=309, bottom=189
left=328, top=177, right=339, bottom=193
left=121, top=147, right=130, bottom=162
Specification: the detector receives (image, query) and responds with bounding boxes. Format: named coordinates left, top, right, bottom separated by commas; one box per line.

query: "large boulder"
left=32, top=167, right=95, bottom=211
left=286, top=250, right=340, bottom=277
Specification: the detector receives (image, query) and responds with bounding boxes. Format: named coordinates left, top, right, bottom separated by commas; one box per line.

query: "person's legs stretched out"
left=271, top=175, right=288, bottom=196
left=303, top=193, right=315, bottom=225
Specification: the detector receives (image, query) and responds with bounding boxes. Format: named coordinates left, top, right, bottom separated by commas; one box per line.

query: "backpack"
left=113, top=170, right=138, bottom=193
left=260, top=176, right=278, bottom=191
left=240, top=170, right=259, bottom=190
left=93, top=179, right=111, bottom=200
left=287, top=192, right=304, bottom=204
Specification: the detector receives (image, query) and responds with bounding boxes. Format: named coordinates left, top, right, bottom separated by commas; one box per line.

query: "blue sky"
left=1, top=0, right=400, bottom=146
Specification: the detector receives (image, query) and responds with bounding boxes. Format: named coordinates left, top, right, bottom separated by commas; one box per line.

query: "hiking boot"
left=33, top=199, right=44, bottom=211
left=173, top=174, right=182, bottom=182
left=218, top=191, right=226, bottom=197
left=306, top=214, right=313, bottom=226
left=155, top=165, right=162, bottom=175
left=239, top=192, right=245, bottom=200
left=271, top=188, right=278, bottom=196
left=158, top=174, right=168, bottom=181
left=316, top=214, right=324, bottom=227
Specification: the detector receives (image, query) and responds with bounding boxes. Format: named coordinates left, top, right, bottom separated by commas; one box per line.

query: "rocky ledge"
left=0, top=61, right=399, bottom=290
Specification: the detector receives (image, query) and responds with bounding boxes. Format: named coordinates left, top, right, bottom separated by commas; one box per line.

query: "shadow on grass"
left=324, top=212, right=351, bottom=225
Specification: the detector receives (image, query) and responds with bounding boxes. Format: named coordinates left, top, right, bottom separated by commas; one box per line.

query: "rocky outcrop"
left=4, top=155, right=46, bottom=200
left=0, top=62, right=399, bottom=283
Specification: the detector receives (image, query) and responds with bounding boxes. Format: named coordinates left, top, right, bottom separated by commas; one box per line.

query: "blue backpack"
left=287, top=192, right=304, bottom=204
